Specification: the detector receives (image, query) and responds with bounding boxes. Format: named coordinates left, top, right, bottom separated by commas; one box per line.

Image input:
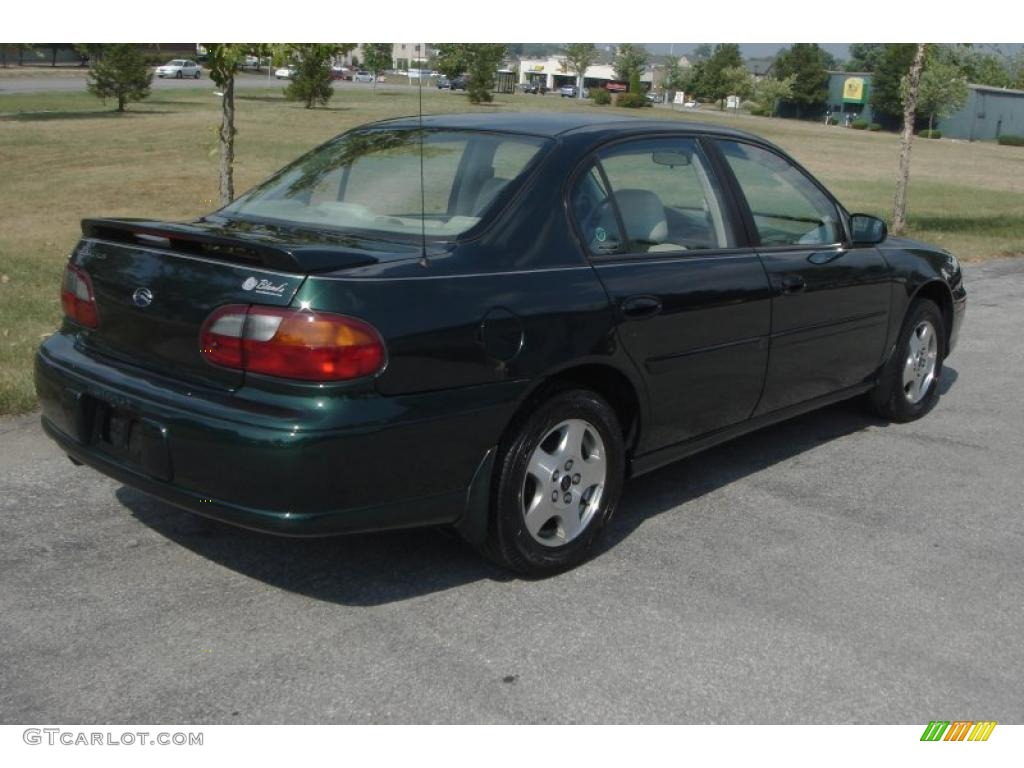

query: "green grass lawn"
left=1, top=85, right=1022, bottom=414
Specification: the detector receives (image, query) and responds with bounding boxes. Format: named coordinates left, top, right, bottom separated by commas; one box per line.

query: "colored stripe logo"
left=920, top=721, right=997, bottom=741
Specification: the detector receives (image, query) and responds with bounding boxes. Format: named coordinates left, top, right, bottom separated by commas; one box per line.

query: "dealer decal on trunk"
left=241, top=276, right=290, bottom=297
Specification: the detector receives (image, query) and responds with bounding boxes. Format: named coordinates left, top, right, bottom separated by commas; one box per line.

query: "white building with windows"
left=517, top=56, right=654, bottom=92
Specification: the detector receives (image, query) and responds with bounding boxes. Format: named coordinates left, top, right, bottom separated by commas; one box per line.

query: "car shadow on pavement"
left=118, top=369, right=959, bottom=606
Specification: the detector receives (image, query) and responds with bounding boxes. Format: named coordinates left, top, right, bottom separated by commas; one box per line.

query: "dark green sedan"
left=36, top=113, right=966, bottom=576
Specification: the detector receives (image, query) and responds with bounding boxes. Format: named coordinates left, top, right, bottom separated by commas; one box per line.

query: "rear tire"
left=868, top=299, right=945, bottom=422
left=483, top=389, right=625, bottom=577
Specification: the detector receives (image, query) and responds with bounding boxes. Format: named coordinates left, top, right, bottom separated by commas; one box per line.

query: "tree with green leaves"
left=690, top=44, right=713, bottom=63
left=284, top=43, right=355, bottom=108
left=934, top=44, right=1011, bottom=88
left=613, top=44, right=648, bottom=92
left=719, top=65, right=754, bottom=108
left=433, top=44, right=468, bottom=78
left=695, top=44, right=742, bottom=108
left=752, top=75, right=795, bottom=117
left=772, top=43, right=831, bottom=116
left=870, top=44, right=920, bottom=126
left=903, top=58, right=968, bottom=135
left=661, top=57, right=689, bottom=98
left=696, top=44, right=743, bottom=107
left=362, top=43, right=393, bottom=94
left=561, top=43, right=598, bottom=100
left=434, top=44, right=506, bottom=103
left=86, top=43, right=152, bottom=112
left=846, top=43, right=885, bottom=72
left=202, top=44, right=249, bottom=205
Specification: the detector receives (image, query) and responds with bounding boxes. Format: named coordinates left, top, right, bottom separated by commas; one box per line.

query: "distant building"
left=824, top=71, right=874, bottom=124
left=938, top=84, right=1024, bottom=141
left=343, top=44, right=431, bottom=70
left=821, top=72, right=1024, bottom=140
left=517, top=56, right=653, bottom=92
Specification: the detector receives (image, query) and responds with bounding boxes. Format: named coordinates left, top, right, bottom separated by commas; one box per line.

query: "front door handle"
left=620, top=295, right=662, bottom=320
left=779, top=275, right=806, bottom=294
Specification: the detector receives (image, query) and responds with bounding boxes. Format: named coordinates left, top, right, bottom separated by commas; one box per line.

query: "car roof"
left=368, top=111, right=764, bottom=142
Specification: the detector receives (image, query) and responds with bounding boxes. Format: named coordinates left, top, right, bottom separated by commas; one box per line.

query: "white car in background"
left=275, top=65, right=297, bottom=80
left=353, top=71, right=375, bottom=83
left=155, top=59, right=201, bottom=79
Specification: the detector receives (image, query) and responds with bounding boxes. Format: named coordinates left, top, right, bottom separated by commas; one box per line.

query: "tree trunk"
left=218, top=76, right=236, bottom=206
left=577, top=73, right=583, bottom=100
left=892, top=43, right=927, bottom=236
left=117, top=95, right=125, bottom=112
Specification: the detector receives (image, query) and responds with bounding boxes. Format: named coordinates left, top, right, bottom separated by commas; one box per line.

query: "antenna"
left=418, top=69, right=429, bottom=268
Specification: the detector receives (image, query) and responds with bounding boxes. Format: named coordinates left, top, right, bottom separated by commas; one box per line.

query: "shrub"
left=592, top=88, right=611, bottom=105
left=825, top=116, right=839, bottom=126
left=917, top=129, right=942, bottom=139
left=616, top=92, right=650, bottom=109
left=86, top=44, right=153, bottom=112
left=997, top=134, right=1024, bottom=146
left=868, top=123, right=882, bottom=131
left=850, top=119, right=868, bottom=130
left=285, top=49, right=334, bottom=109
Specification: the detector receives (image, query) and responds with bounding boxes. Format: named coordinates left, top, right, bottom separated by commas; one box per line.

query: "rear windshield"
left=220, top=129, right=549, bottom=239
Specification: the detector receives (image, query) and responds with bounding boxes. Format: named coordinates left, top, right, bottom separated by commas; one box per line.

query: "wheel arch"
left=910, top=279, right=955, bottom=357
left=454, top=360, right=646, bottom=546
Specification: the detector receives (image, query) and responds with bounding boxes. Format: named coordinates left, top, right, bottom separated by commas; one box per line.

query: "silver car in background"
left=155, top=59, right=201, bottom=79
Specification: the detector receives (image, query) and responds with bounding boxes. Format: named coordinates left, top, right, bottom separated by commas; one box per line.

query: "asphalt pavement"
left=1, top=259, right=1022, bottom=724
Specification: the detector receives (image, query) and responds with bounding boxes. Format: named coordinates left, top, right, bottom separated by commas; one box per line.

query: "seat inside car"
left=613, top=189, right=684, bottom=253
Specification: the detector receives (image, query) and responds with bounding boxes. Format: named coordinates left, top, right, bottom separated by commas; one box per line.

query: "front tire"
left=483, top=389, right=625, bottom=577
left=175, top=70, right=183, bottom=79
left=868, top=298, right=945, bottom=422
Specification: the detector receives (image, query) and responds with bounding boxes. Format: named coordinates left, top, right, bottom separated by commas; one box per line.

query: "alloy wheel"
left=903, top=319, right=938, bottom=404
left=521, top=419, right=606, bottom=547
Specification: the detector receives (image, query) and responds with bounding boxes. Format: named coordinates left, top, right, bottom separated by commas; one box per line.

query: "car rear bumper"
left=35, top=332, right=521, bottom=536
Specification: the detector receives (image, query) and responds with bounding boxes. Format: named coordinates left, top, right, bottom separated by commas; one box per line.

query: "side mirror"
left=850, top=214, right=887, bottom=245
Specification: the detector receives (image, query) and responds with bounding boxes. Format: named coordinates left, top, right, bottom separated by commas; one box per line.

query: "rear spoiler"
left=81, top=218, right=381, bottom=273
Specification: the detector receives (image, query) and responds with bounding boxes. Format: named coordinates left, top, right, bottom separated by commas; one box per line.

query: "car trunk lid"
left=70, top=217, right=400, bottom=390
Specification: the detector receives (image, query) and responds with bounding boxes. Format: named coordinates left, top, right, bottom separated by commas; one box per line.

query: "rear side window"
left=570, top=137, right=734, bottom=256
left=718, top=140, right=841, bottom=247
left=222, top=130, right=548, bottom=239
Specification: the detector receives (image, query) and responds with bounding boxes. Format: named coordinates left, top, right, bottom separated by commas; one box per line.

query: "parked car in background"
left=274, top=65, right=296, bottom=80
left=37, top=113, right=965, bottom=577
left=683, top=99, right=699, bottom=108
left=155, top=59, right=201, bottom=79
left=560, top=84, right=588, bottom=98
left=331, top=66, right=353, bottom=81
left=645, top=90, right=663, bottom=103
left=520, top=80, right=543, bottom=94
left=437, top=75, right=467, bottom=91
left=353, top=71, right=375, bottom=83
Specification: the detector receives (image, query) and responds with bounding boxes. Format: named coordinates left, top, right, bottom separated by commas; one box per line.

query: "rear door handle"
left=620, top=295, right=662, bottom=319
left=779, top=275, right=806, bottom=294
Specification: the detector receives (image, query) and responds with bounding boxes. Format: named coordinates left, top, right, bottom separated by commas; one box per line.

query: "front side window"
left=570, top=137, right=733, bottom=256
left=221, top=130, right=548, bottom=239
left=718, top=140, right=841, bottom=247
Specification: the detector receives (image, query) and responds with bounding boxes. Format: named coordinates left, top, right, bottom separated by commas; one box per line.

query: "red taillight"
left=200, top=305, right=386, bottom=382
left=61, top=263, right=99, bottom=328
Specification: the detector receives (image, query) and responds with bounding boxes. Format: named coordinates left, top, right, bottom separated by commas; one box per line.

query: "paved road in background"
left=0, top=71, right=427, bottom=95
left=1, top=260, right=1022, bottom=724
